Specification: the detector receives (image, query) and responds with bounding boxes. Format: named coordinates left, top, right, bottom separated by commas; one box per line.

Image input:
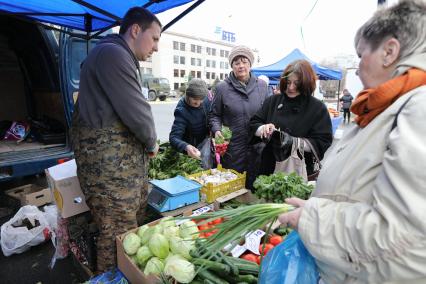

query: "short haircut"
left=119, top=7, right=162, bottom=35
left=355, top=0, right=426, bottom=59
left=279, top=60, right=316, bottom=96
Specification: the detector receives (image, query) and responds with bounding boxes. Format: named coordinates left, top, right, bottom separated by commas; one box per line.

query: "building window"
left=174, top=83, right=179, bottom=90
left=180, top=56, right=185, bottom=64
left=197, top=71, right=201, bottom=78
left=212, top=72, right=216, bottom=79
left=225, top=73, right=229, bottom=78
left=220, top=73, right=224, bottom=80
left=173, top=41, right=179, bottom=50
left=197, top=58, right=202, bottom=66
left=212, top=61, right=216, bottom=68
left=220, top=62, right=224, bottom=69
left=146, top=68, right=152, bottom=74
left=191, top=58, right=196, bottom=66
left=174, top=69, right=179, bottom=77
left=180, top=83, right=185, bottom=87
left=220, top=50, right=225, bottom=57
left=225, top=62, right=229, bottom=69
left=206, top=47, right=211, bottom=55
left=173, top=55, right=179, bottom=64
left=190, top=70, right=196, bottom=78
left=180, top=70, right=185, bottom=77
left=197, top=45, right=202, bottom=53
left=225, top=51, right=229, bottom=57
left=206, top=60, right=210, bottom=67
left=206, top=72, right=210, bottom=79
left=212, top=48, right=216, bottom=56
left=191, top=44, right=196, bottom=52
left=180, top=42, right=185, bottom=51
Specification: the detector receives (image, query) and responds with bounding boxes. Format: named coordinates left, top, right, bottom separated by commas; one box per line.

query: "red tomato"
left=269, top=235, right=283, bottom=246
left=212, top=218, right=223, bottom=225
left=204, top=232, right=214, bottom=238
left=259, top=243, right=274, bottom=256
left=211, top=229, right=218, bottom=234
left=198, top=224, right=209, bottom=231
left=241, top=253, right=258, bottom=263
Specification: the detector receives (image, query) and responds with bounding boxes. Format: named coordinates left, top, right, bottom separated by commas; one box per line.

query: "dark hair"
left=279, top=60, right=316, bottom=96
left=119, top=7, right=162, bottom=35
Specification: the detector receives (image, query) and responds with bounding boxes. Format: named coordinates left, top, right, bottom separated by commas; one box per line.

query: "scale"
left=148, top=175, right=201, bottom=212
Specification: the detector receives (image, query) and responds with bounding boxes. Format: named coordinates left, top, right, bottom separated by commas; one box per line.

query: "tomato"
left=241, top=253, right=258, bottom=263
left=199, top=233, right=206, bottom=238
left=198, top=224, right=209, bottom=231
left=212, top=218, right=223, bottom=225
left=211, top=229, right=218, bottom=235
left=204, top=232, right=214, bottom=238
left=269, top=235, right=283, bottom=246
left=259, top=243, right=274, bottom=256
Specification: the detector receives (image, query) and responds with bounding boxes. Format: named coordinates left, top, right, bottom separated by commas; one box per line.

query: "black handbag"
left=304, top=139, right=322, bottom=181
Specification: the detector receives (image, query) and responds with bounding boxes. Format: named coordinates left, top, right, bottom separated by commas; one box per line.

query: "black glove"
left=271, top=130, right=294, bottom=161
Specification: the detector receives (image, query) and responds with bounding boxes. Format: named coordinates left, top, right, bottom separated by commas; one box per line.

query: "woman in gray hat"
left=169, top=78, right=211, bottom=159
left=210, top=45, right=268, bottom=178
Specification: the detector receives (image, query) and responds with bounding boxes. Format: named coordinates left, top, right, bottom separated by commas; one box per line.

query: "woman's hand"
left=278, top=197, right=306, bottom=230
left=214, top=131, right=224, bottom=141
left=260, top=123, right=276, bottom=139
left=186, top=145, right=201, bottom=159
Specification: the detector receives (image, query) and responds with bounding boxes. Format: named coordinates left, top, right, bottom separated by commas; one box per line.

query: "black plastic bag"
left=197, top=137, right=214, bottom=169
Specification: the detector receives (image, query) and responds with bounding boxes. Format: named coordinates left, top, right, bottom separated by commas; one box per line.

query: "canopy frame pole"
left=71, top=0, right=121, bottom=21
left=337, top=80, right=341, bottom=112
left=162, top=0, right=205, bottom=31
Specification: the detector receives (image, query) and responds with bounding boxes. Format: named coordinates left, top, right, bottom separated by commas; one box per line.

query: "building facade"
left=140, top=30, right=258, bottom=92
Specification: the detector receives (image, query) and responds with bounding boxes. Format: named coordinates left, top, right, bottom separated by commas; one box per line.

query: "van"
left=143, top=75, right=171, bottom=101
left=0, top=15, right=95, bottom=181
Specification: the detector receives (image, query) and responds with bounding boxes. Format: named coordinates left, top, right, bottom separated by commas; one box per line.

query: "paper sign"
left=192, top=206, right=211, bottom=216
left=245, top=229, right=265, bottom=255
left=230, top=244, right=247, bottom=258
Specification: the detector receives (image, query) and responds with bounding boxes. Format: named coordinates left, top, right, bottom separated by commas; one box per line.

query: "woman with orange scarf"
left=278, top=1, right=426, bottom=283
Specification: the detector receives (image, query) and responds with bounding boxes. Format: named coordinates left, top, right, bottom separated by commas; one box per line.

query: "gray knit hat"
left=228, top=45, right=254, bottom=66
left=186, top=78, right=209, bottom=99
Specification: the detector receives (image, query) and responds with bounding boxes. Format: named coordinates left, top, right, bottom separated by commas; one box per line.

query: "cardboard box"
left=5, top=184, right=53, bottom=207
left=45, top=159, right=89, bottom=218
left=116, top=219, right=162, bottom=284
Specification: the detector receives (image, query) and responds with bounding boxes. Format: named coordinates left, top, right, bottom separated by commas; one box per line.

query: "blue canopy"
left=252, top=48, right=342, bottom=83
left=0, top=0, right=200, bottom=36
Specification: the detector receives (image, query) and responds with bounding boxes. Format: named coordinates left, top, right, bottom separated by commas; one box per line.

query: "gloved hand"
left=271, top=130, right=294, bottom=161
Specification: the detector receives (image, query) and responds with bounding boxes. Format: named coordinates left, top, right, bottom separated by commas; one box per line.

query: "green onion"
left=179, top=203, right=294, bottom=259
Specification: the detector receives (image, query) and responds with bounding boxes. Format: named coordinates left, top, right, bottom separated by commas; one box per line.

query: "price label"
left=245, top=229, right=265, bottom=255
left=192, top=206, right=211, bottom=216
left=230, top=244, right=247, bottom=258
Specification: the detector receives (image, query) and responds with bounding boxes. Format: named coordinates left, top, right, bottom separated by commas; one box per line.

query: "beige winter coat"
left=299, top=86, right=426, bottom=284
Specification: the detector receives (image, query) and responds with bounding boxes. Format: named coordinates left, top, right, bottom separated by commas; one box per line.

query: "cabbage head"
left=148, top=233, right=169, bottom=259
left=159, top=217, right=176, bottom=230
left=136, top=245, right=152, bottom=266
left=169, top=236, right=195, bottom=259
left=179, top=220, right=199, bottom=240
left=140, top=225, right=162, bottom=245
left=163, top=226, right=179, bottom=239
left=123, top=232, right=141, bottom=255
left=164, top=255, right=196, bottom=283
left=137, top=225, right=149, bottom=239
left=144, top=257, right=164, bottom=276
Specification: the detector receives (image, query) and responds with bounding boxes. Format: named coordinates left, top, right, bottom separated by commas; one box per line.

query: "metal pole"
left=337, top=80, right=341, bottom=112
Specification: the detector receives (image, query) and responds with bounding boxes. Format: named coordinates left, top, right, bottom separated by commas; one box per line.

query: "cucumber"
left=191, top=258, right=230, bottom=274
left=197, top=268, right=230, bottom=284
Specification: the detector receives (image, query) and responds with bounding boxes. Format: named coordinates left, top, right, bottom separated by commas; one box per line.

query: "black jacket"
left=249, top=93, right=333, bottom=175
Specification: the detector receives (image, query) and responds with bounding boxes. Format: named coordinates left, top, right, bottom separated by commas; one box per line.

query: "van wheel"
left=159, top=96, right=167, bottom=101
left=148, top=91, right=157, bottom=101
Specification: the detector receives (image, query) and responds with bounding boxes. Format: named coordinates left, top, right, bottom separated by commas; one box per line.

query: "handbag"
left=304, top=139, right=322, bottom=181
left=274, top=137, right=308, bottom=181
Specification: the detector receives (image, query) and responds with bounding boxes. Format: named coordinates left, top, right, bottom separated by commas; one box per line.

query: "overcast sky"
left=157, top=0, right=382, bottom=66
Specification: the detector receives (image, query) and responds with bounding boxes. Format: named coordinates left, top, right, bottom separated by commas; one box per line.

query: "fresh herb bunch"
left=148, top=142, right=203, bottom=180
left=253, top=172, right=314, bottom=202
left=214, top=126, right=232, bottom=144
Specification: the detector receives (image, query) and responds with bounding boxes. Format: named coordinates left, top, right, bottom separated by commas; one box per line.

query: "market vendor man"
left=71, top=7, right=161, bottom=272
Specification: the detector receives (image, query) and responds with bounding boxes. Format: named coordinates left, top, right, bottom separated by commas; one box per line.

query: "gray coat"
left=210, top=72, right=267, bottom=173
left=340, top=93, right=354, bottom=110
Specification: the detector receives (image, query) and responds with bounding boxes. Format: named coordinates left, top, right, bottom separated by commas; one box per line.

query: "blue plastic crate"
left=331, top=116, right=343, bottom=135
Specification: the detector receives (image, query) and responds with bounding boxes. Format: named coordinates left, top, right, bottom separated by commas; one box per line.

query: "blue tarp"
left=252, top=48, right=343, bottom=83
left=0, top=0, right=195, bottom=32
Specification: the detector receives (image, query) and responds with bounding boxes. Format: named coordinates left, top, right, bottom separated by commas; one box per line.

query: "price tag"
left=230, top=244, right=247, bottom=258
left=192, top=206, right=211, bottom=216
left=245, top=229, right=265, bottom=255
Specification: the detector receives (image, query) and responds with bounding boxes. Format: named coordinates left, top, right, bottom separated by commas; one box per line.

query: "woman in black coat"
left=249, top=60, right=333, bottom=176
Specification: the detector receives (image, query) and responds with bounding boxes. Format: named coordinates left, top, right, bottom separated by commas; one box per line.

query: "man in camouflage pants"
left=71, top=7, right=161, bottom=272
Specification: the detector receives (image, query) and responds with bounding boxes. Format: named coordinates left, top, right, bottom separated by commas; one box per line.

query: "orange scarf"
left=351, top=68, right=426, bottom=128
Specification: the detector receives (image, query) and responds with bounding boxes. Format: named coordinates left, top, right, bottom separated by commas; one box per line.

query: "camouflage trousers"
left=71, top=119, right=149, bottom=272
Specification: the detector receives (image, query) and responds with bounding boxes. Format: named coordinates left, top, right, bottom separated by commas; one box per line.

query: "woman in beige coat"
left=278, top=1, right=426, bottom=283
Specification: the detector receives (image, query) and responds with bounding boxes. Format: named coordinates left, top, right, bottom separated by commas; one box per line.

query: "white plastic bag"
left=1, top=205, right=52, bottom=256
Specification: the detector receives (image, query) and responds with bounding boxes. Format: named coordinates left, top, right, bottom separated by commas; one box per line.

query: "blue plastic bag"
left=89, top=268, right=128, bottom=284
left=259, top=231, right=319, bottom=284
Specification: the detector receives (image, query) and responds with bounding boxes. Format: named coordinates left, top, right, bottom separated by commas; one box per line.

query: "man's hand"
left=278, top=197, right=306, bottom=230
left=147, top=143, right=159, bottom=158
left=186, top=145, right=201, bottom=159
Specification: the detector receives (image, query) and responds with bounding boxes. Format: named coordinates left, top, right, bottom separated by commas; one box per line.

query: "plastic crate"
left=186, top=165, right=246, bottom=203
